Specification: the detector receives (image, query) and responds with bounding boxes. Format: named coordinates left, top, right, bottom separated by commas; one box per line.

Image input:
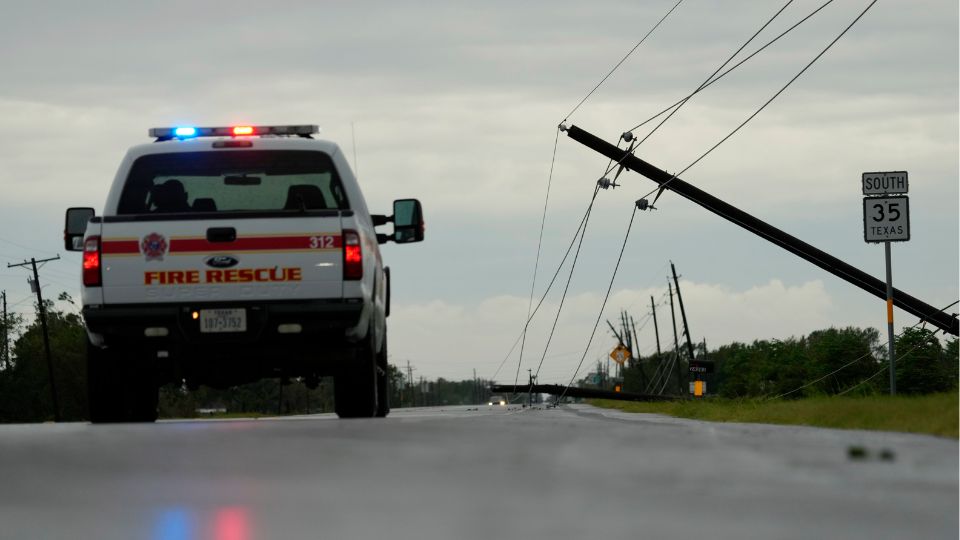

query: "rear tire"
left=87, top=342, right=124, bottom=423
left=334, top=329, right=378, bottom=418
left=87, top=342, right=158, bottom=424
left=375, top=330, right=390, bottom=418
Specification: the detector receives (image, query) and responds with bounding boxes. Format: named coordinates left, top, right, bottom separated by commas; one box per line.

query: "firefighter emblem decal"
left=141, top=233, right=168, bottom=261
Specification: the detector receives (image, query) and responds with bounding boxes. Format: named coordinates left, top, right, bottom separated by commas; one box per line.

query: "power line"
left=769, top=299, right=960, bottom=399
left=562, top=0, right=685, bottom=122
left=556, top=200, right=643, bottom=402
left=836, top=326, right=945, bottom=396
left=0, top=237, right=58, bottom=257
left=515, top=127, right=563, bottom=390
left=620, top=262, right=671, bottom=312
left=489, top=186, right=603, bottom=382
left=587, top=0, right=841, bottom=187
left=636, top=0, right=879, bottom=203
left=630, top=0, right=796, bottom=150
left=625, top=0, right=835, bottom=134
left=531, top=184, right=602, bottom=382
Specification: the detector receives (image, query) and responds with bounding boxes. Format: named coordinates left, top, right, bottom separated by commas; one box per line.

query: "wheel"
left=126, top=363, right=159, bottom=423
left=375, top=329, right=390, bottom=418
left=87, top=342, right=158, bottom=424
left=87, top=342, right=124, bottom=423
left=334, top=328, right=378, bottom=418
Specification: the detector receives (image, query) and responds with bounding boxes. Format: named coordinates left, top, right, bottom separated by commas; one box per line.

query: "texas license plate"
left=199, top=308, right=247, bottom=333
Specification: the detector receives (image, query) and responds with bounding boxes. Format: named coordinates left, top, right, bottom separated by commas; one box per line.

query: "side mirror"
left=64, top=207, right=95, bottom=251
left=392, top=199, right=424, bottom=244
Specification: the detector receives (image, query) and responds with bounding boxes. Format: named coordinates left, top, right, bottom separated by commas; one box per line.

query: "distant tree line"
left=0, top=295, right=495, bottom=422
left=0, top=295, right=956, bottom=423
left=618, top=326, right=957, bottom=398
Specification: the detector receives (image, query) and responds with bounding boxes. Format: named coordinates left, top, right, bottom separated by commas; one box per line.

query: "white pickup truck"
left=64, top=125, right=424, bottom=422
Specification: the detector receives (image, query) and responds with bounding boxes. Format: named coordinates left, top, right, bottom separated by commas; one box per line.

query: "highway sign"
left=862, top=171, right=908, bottom=195
left=863, top=196, right=910, bottom=243
left=609, top=345, right=630, bottom=365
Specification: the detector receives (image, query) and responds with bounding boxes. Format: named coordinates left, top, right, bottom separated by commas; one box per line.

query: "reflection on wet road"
left=1, top=405, right=956, bottom=540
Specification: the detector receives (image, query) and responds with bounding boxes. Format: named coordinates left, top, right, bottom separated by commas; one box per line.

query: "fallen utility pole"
left=8, top=256, right=61, bottom=421
left=563, top=125, right=959, bottom=336
left=490, top=384, right=677, bottom=403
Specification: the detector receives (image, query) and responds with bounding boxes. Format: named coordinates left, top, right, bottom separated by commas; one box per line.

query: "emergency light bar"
left=148, top=125, right=319, bottom=140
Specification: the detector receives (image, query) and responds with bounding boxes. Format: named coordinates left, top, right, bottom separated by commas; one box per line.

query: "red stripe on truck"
left=101, top=234, right=342, bottom=256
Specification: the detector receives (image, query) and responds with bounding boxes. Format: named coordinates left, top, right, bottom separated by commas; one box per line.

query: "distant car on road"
left=488, top=395, right=506, bottom=406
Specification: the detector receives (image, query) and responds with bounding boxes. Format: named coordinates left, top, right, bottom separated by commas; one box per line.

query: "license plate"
left=199, top=308, right=247, bottom=333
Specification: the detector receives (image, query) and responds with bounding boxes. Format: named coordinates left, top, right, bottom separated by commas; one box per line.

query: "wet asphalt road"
left=0, top=404, right=956, bottom=540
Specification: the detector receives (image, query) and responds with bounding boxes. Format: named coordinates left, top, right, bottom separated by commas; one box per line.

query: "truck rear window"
left=117, top=150, right=349, bottom=215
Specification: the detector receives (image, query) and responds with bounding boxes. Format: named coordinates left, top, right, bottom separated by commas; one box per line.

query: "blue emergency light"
left=173, top=127, right=197, bottom=138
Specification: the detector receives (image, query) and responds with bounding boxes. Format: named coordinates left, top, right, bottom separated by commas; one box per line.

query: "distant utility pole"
left=8, top=256, right=61, bottom=422
left=650, top=295, right=661, bottom=356
left=406, top=361, right=414, bottom=407
left=2, top=290, right=8, bottom=370
left=670, top=261, right=696, bottom=362
left=527, top=368, right=533, bottom=407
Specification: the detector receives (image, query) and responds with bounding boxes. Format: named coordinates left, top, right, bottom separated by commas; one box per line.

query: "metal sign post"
left=884, top=242, right=895, bottom=395
left=862, top=171, right=910, bottom=395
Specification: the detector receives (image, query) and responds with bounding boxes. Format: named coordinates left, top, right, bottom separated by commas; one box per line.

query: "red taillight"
left=343, top=230, right=363, bottom=280
left=82, top=236, right=102, bottom=287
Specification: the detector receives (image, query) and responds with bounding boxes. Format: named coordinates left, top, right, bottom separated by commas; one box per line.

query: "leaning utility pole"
left=671, top=261, right=696, bottom=362
left=650, top=295, right=661, bottom=356
left=561, top=125, right=958, bottom=336
left=8, top=256, right=61, bottom=422
left=668, top=281, right=682, bottom=395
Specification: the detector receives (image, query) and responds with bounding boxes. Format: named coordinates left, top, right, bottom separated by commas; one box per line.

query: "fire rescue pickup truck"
left=63, top=124, right=424, bottom=422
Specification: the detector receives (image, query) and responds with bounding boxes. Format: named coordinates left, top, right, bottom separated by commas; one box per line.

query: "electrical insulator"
left=597, top=177, right=620, bottom=190
left=635, top=198, right=656, bottom=211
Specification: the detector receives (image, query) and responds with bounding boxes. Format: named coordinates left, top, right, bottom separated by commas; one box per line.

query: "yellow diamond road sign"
left=610, top=345, right=630, bottom=365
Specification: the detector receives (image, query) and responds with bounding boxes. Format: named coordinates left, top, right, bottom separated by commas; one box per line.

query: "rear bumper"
left=83, top=299, right=364, bottom=344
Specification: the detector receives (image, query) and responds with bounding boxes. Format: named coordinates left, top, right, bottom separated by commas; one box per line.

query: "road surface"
left=1, top=404, right=956, bottom=539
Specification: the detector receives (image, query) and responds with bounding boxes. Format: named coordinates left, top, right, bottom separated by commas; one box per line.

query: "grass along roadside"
left=589, top=391, right=959, bottom=438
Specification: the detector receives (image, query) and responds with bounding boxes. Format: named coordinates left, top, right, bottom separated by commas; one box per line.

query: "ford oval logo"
left=205, top=255, right=239, bottom=268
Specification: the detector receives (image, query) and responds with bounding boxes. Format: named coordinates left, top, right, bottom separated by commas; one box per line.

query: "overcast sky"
left=0, top=0, right=956, bottom=384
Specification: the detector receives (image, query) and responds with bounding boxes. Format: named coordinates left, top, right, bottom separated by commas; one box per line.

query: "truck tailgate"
left=99, top=217, right=344, bottom=304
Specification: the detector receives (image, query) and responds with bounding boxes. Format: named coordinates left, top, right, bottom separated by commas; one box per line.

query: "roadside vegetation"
left=591, top=392, right=959, bottom=438
left=0, top=296, right=491, bottom=422
left=619, top=326, right=957, bottom=400
left=593, top=325, right=958, bottom=438
left=0, top=295, right=955, bottom=425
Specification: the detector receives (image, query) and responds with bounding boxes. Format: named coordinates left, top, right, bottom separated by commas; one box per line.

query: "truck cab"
left=64, top=125, right=424, bottom=422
